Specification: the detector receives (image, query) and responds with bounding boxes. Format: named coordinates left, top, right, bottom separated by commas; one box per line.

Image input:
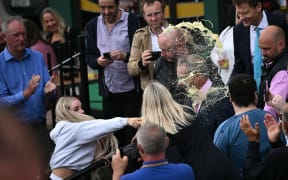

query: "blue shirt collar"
left=3, top=47, right=31, bottom=62
left=142, top=159, right=167, bottom=165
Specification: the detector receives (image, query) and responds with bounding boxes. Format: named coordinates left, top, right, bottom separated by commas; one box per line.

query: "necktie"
left=253, top=27, right=262, bottom=92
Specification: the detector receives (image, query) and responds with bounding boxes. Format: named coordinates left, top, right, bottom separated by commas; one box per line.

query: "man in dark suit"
left=177, top=54, right=234, bottom=138
left=231, top=0, right=288, bottom=77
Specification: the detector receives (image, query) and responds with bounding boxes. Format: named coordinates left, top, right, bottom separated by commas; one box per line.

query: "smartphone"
left=103, top=52, right=112, bottom=60
left=149, top=51, right=161, bottom=61
left=264, top=80, right=270, bottom=102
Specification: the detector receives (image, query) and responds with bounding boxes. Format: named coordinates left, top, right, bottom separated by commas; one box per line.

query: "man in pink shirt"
left=258, top=25, right=288, bottom=119
left=177, top=54, right=234, bottom=138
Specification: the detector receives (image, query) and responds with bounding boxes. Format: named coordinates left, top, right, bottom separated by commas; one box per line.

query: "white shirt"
left=149, top=27, right=164, bottom=51
left=250, top=11, right=269, bottom=59
left=210, top=26, right=235, bottom=84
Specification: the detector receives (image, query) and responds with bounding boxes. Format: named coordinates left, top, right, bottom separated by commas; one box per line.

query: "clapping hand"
left=44, top=76, right=56, bottom=94
left=264, top=114, right=281, bottom=143
left=24, top=74, right=40, bottom=98
left=240, top=114, right=260, bottom=142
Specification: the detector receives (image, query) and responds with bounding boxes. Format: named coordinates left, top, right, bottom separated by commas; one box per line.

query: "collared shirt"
left=195, top=78, right=212, bottom=113
left=0, top=48, right=51, bottom=123
left=121, top=159, right=194, bottom=180
left=264, top=70, right=288, bottom=118
left=250, top=11, right=269, bottom=59
left=149, top=27, right=162, bottom=52
left=97, top=9, right=134, bottom=93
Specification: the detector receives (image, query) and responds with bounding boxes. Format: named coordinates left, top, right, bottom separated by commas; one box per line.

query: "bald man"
left=258, top=25, right=288, bottom=119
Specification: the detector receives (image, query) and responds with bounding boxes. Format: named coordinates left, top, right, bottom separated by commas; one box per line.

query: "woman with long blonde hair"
left=141, top=81, right=193, bottom=135
left=141, top=81, right=241, bottom=180
left=50, top=96, right=141, bottom=180
left=40, top=7, right=80, bottom=62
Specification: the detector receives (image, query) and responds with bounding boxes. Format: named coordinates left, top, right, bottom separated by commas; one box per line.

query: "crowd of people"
left=0, top=0, right=288, bottom=180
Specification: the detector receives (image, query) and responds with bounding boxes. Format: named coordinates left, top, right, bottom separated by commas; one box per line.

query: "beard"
left=263, top=56, right=271, bottom=63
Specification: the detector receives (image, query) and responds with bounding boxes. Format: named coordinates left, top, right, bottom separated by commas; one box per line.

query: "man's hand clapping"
left=44, top=76, right=56, bottom=94
left=23, top=74, right=40, bottom=98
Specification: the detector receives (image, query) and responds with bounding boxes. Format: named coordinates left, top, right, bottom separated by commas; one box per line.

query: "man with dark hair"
left=111, top=123, right=195, bottom=180
left=128, top=0, right=168, bottom=90
left=213, top=74, right=271, bottom=171
left=85, top=0, right=145, bottom=146
left=240, top=103, right=288, bottom=180
left=231, top=0, right=288, bottom=90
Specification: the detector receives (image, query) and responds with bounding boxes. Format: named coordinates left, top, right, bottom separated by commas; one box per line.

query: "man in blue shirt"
left=0, top=16, right=56, bottom=123
left=213, top=74, right=271, bottom=171
left=111, top=123, right=195, bottom=180
left=0, top=16, right=56, bottom=177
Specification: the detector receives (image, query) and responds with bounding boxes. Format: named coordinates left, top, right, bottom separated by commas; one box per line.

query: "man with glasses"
left=154, top=25, right=188, bottom=93
left=128, top=0, right=168, bottom=90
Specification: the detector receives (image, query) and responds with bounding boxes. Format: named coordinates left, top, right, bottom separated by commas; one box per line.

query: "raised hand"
left=240, top=114, right=260, bottom=142
left=264, top=114, right=281, bottom=143
left=44, top=76, right=56, bottom=94
left=24, top=74, right=40, bottom=98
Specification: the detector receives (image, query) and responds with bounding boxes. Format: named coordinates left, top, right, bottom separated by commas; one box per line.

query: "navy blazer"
left=231, top=11, right=288, bottom=76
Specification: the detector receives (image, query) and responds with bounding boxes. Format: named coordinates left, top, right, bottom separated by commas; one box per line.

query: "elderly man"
left=177, top=54, right=234, bottom=138
left=111, top=123, right=195, bottom=180
left=0, top=16, right=56, bottom=177
left=156, top=22, right=224, bottom=94
left=257, top=25, right=288, bottom=119
left=154, top=25, right=188, bottom=92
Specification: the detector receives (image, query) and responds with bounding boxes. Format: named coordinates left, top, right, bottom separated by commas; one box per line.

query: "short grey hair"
left=178, top=54, right=209, bottom=77
left=1, top=16, right=24, bottom=34
left=136, top=123, right=167, bottom=155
